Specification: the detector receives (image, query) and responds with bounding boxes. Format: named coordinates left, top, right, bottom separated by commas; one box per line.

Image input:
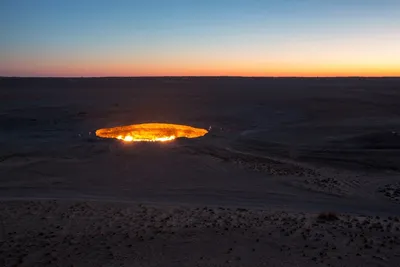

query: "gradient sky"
left=1, top=0, right=399, bottom=77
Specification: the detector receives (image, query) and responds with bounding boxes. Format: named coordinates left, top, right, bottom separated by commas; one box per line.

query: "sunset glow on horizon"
left=1, top=0, right=400, bottom=77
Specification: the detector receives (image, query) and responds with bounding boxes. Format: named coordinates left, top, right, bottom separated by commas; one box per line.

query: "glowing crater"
left=95, top=123, right=208, bottom=142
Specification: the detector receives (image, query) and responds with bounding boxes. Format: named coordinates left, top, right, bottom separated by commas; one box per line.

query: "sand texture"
left=1, top=201, right=400, bottom=267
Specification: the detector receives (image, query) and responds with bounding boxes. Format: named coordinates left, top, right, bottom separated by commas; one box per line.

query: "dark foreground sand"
left=1, top=77, right=400, bottom=266
left=1, top=200, right=400, bottom=267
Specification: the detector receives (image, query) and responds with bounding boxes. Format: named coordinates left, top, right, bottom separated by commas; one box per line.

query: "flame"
left=96, top=123, right=208, bottom=142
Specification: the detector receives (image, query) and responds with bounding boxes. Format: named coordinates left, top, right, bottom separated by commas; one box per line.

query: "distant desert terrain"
left=1, top=77, right=400, bottom=266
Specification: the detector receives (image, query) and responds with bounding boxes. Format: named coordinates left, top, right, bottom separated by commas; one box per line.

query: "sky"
left=1, top=0, right=399, bottom=77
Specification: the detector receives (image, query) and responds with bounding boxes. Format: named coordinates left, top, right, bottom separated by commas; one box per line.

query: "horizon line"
left=1, top=75, right=400, bottom=79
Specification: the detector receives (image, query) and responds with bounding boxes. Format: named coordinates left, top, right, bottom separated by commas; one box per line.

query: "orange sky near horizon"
left=2, top=59, right=399, bottom=77
left=1, top=0, right=400, bottom=77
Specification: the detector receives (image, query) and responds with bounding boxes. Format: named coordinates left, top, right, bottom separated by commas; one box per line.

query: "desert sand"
left=1, top=77, right=400, bottom=266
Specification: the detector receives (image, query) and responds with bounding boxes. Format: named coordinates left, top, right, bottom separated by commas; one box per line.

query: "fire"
left=96, top=123, right=208, bottom=142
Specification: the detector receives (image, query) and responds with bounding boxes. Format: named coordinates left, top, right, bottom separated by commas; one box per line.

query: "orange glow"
left=9, top=61, right=399, bottom=77
left=2, top=29, right=400, bottom=78
left=96, top=123, right=208, bottom=142
left=4, top=40, right=399, bottom=78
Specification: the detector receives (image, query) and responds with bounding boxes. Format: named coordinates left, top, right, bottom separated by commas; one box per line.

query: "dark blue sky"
left=1, top=0, right=399, bottom=76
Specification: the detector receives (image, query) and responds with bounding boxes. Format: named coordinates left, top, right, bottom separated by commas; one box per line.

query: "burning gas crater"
left=95, top=123, right=208, bottom=142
